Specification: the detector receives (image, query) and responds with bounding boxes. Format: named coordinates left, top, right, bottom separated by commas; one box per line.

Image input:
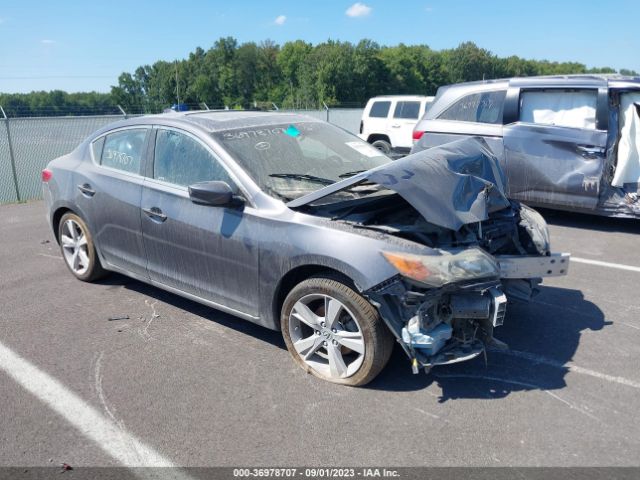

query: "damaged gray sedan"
left=42, top=111, right=569, bottom=386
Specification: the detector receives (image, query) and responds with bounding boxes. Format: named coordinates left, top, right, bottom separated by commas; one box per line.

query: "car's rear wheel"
left=281, top=276, right=394, bottom=386
left=58, top=212, right=107, bottom=282
left=371, top=139, right=392, bottom=155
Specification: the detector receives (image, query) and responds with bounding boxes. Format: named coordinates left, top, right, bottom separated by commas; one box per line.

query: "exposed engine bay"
left=292, top=137, right=568, bottom=372
left=319, top=193, right=547, bottom=257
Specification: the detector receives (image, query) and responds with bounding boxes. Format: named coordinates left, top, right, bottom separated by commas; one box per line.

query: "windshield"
left=213, top=121, right=392, bottom=200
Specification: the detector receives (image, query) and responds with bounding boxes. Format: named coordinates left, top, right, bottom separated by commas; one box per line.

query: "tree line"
left=1, top=39, right=637, bottom=116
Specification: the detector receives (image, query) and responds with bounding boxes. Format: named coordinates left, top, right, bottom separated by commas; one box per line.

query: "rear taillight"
left=412, top=130, right=425, bottom=141
left=42, top=169, right=52, bottom=182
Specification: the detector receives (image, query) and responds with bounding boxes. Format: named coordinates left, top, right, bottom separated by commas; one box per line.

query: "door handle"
left=142, top=207, right=167, bottom=222
left=576, top=145, right=604, bottom=158
left=391, top=124, right=401, bottom=128
left=77, top=183, right=95, bottom=196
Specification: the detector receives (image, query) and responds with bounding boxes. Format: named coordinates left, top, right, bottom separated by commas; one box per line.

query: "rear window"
left=369, top=101, right=391, bottom=118
left=100, top=129, right=146, bottom=174
left=438, top=90, right=506, bottom=124
left=393, top=101, right=421, bottom=119
left=519, top=89, right=598, bottom=130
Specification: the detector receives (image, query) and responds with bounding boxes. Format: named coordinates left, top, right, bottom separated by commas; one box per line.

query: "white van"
left=358, top=95, right=434, bottom=155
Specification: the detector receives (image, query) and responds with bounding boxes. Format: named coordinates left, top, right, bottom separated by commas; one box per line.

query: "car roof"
left=367, top=95, right=431, bottom=101
left=95, top=110, right=323, bottom=136
left=511, top=74, right=640, bottom=88
left=439, top=74, right=640, bottom=92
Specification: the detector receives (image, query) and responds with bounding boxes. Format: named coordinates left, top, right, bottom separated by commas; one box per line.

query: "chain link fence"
left=0, top=107, right=364, bottom=204
left=0, top=119, right=18, bottom=204
left=279, top=108, right=363, bottom=134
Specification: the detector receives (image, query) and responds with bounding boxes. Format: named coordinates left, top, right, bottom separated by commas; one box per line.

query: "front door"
left=140, top=127, right=260, bottom=317
left=503, top=88, right=608, bottom=209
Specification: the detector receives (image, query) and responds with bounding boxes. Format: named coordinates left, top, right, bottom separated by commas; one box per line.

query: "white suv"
left=358, top=95, right=434, bottom=155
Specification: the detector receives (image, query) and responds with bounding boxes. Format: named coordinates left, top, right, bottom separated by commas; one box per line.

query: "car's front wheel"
left=58, top=212, right=107, bottom=282
left=281, top=276, right=394, bottom=386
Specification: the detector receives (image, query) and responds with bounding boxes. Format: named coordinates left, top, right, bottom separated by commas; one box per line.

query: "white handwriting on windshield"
left=222, top=124, right=315, bottom=141
left=223, top=128, right=285, bottom=141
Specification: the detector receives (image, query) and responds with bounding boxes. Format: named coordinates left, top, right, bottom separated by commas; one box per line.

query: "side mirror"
left=188, top=181, right=239, bottom=207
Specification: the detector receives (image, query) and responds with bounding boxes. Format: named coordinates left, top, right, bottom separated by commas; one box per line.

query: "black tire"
left=281, top=275, right=394, bottom=386
left=371, top=139, right=392, bottom=155
left=58, top=212, right=108, bottom=282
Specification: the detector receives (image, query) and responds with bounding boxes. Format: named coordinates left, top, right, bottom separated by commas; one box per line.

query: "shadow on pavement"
left=538, top=207, right=640, bottom=234
left=367, top=285, right=608, bottom=400
left=97, top=273, right=286, bottom=350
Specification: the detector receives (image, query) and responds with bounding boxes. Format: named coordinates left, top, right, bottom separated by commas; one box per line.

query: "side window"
left=438, top=90, right=506, bottom=124
left=519, top=89, right=598, bottom=129
left=369, top=101, right=391, bottom=118
left=91, top=136, right=105, bottom=162
left=393, top=101, right=421, bottom=119
left=101, top=129, right=146, bottom=174
left=154, top=129, right=234, bottom=188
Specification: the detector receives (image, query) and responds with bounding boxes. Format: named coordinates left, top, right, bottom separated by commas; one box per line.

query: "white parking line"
left=0, top=341, right=181, bottom=468
left=495, top=349, right=640, bottom=390
left=572, top=257, right=640, bottom=273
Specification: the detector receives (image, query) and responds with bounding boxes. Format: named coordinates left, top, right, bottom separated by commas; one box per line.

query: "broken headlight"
left=381, top=248, right=499, bottom=288
left=519, top=204, right=550, bottom=255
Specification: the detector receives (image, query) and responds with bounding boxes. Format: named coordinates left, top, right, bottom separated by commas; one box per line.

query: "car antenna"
left=175, top=60, right=180, bottom=105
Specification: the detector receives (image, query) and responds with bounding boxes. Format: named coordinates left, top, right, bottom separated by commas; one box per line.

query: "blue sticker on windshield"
left=284, top=125, right=300, bottom=137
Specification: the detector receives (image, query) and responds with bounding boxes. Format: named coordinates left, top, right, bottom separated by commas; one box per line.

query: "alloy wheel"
left=288, top=293, right=365, bottom=379
left=60, top=219, right=91, bottom=276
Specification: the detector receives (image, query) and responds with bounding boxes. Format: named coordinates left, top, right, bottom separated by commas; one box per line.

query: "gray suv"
left=411, top=75, right=640, bottom=218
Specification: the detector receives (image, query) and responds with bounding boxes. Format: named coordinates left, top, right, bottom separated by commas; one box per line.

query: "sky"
left=0, top=0, right=638, bottom=94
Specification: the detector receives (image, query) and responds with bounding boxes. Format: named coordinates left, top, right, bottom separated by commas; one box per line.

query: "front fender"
left=256, top=215, right=427, bottom=330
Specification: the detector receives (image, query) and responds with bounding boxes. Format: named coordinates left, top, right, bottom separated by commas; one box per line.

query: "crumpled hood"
left=287, top=137, right=512, bottom=231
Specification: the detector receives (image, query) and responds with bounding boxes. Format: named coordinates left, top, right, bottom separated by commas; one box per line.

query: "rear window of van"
left=369, top=101, right=391, bottom=118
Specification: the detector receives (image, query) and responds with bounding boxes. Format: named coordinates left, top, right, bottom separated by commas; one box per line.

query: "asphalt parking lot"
left=0, top=200, right=639, bottom=469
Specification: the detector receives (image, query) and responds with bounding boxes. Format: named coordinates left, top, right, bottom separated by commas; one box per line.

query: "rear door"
left=389, top=100, right=422, bottom=149
left=503, top=87, right=608, bottom=209
left=75, top=126, right=150, bottom=277
left=140, top=127, right=260, bottom=317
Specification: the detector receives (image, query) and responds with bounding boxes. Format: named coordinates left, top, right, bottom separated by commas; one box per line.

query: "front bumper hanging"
left=496, top=252, right=570, bottom=278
